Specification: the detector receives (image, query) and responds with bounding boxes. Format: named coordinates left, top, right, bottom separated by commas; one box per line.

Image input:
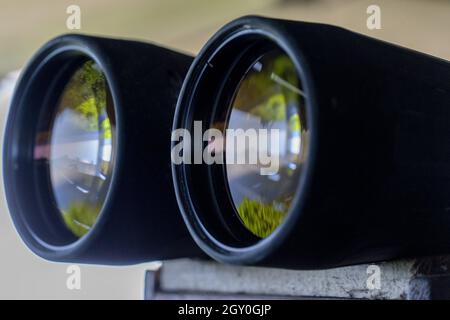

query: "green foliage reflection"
left=59, top=60, right=112, bottom=138
left=62, top=202, right=101, bottom=238
left=237, top=197, right=287, bottom=238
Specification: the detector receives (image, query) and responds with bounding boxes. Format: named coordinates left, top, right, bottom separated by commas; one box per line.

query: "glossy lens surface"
left=35, top=60, right=115, bottom=238
left=225, top=50, right=307, bottom=238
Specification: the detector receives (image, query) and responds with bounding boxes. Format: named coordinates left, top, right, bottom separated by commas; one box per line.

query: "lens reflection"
left=225, top=50, right=307, bottom=239
left=35, top=60, right=115, bottom=238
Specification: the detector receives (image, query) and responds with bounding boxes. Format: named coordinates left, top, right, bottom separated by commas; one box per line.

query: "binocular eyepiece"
left=4, top=16, right=450, bottom=269
left=3, top=34, right=200, bottom=264
left=172, top=16, right=450, bottom=269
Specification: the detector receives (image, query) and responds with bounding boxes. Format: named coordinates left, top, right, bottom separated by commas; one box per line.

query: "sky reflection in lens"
left=35, top=60, right=115, bottom=238
left=225, top=51, right=307, bottom=238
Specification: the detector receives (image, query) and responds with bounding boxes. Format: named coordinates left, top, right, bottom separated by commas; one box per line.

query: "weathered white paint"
left=159, top=259, right=415, bottom=299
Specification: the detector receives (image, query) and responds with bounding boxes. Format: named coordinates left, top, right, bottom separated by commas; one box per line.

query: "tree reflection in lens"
left=34, top=60, right=115, bottom=238
left=225, top=51, right=307, bottom=238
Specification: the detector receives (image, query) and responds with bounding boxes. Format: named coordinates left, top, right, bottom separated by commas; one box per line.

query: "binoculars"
left=4, top=16, right=450, bottom=269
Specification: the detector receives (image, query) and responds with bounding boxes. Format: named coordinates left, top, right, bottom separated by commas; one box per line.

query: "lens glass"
left=225, top=50, right=307, bottom=238
left=35, top=60, right=115, bottom=238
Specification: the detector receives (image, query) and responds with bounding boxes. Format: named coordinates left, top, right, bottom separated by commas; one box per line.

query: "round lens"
left=225, top=50, right=307, bottom=239
left=35, top=60, right=115, bottom=238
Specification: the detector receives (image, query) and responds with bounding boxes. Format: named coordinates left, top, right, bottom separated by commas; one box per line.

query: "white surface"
left=0, top=72, right=151, bottom=299
left=160, top=259, right=415, bottom=299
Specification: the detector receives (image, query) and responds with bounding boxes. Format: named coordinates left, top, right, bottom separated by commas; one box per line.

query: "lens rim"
left=172, top=16, right=319, bottom=264
left=3, top=37, right=122, bottom=259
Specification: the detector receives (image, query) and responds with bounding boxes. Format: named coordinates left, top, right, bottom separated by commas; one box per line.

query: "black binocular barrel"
left=172, top=16, right=450, bottom=269
left=3, top=34, right=201, bottom=264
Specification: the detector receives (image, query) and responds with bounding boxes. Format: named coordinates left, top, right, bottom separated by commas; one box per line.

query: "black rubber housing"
left=3, top=34, right=202, bottom=264
left=172, top=16, right=450, bottom=269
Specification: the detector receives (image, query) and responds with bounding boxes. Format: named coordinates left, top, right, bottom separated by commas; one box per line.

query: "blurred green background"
left=0, top=0, right=449, bottom=76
